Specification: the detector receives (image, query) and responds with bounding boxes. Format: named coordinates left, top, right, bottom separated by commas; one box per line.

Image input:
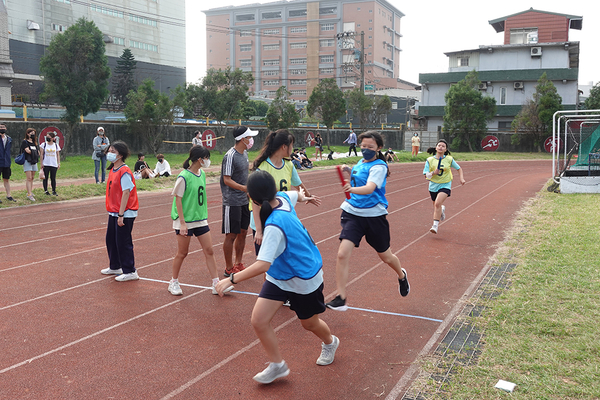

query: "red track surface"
left=0, top=160, right=549, bottom=399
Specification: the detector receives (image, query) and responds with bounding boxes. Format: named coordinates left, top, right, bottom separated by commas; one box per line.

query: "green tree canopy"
left=443, top=70, right=497, bottom=151
left=511, top=72, right=562, bottom=152
left=241, top=99, right=269, bottom=119
left=584, top=82, right=600, bottom=112
left=124, top=79, right=175, bottom=154
left=265, top=86, right=300, bottom=130
left=112, top=48, right=137, bottom=109
left=345, top=88, right=374, bottom=128
left=307, top=78, right=346, bottom=147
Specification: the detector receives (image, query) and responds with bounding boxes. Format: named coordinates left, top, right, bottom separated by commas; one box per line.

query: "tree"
left=124, top=79, right=175, bottom=154
left=371, top=95, right=393, bottom=126
left=584, top=82, right=600, bottom=112
left=112, top=48, right=137, bottom=109
left=265, top=86, right=300, bottom=130
left=443, top=70, right=496, bottom=151
left=39, top=17, right=111, bottom=154
left=511, top=72, right=562, bottom=152
left=345, top=88, right=374, bottom=128
left=241, top=99, right=269, bottom=119
left=307, top=78, right=346, bottom=147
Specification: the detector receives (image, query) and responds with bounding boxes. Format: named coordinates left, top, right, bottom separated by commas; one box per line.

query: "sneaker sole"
left=399, top=268, right=410, bottom=297
left=253, top=367, right=290, bottom=384
left=326, top=304, right=348, bottom=312
left=430, top=227, right=437, bottom=234
left=101, top=269, right=122, bottom=275
left=169, top=289, right=183, bottom=296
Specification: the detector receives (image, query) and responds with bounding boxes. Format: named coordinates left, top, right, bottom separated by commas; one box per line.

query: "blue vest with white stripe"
left=347, top=159, right=388, bottom=209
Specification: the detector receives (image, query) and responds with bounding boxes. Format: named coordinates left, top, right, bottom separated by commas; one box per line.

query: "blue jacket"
left=0, top=135, right=12, bottom=168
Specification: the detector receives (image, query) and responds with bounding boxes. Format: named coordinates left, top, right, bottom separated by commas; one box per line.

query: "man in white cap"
left=92, top=126, right=110, bottom=183
left=220, top=125, right=259, bottom=276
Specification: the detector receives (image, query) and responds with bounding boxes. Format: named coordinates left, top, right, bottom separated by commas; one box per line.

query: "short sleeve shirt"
left=220, top=146, right=249, bottom=206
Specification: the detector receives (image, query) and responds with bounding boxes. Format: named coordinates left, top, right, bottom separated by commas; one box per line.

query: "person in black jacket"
left=20, top=128, right=40, bottom=201
left=0, top=123, right=16, bottom=202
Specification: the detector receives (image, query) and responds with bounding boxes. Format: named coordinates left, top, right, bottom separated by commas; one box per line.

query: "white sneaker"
left=169, top=280, right=183, bottom=295
left=212, top=283, right=234, bottom=295
left=115, top=271, right=139, bottom=281
left=430, top=225, right=438, bottom=234
left=317, top=335, right=340, bottom=365
left=441, top=205, right=446, bottom=221
left=253, top=361, right=290, bottom=384
left=101, top=267, right=122, bottom=275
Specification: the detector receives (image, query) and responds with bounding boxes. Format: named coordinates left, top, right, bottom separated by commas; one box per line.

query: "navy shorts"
left=259, top=280, right=326, bottom=320
left=222, top=204, right=250, bottom=234
left=429, top=188, right=451, bottom=201
left=339, top=210, right=391, bottom=253
left=0, top=166, right=11, bottom=180
left=175, top=225, right=210, bottom=237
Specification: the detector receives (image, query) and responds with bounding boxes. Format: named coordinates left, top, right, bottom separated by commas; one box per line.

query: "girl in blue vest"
left=168, top=145, right=232, bottom=297
left=215, top=170, right=339, bottom=384
left=326, top=131, right=410, bottom=312
left=423, top=139, right=465, bottom=234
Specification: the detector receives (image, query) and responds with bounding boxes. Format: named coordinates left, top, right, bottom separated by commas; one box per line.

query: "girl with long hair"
left=20, top=128, right=39, bottom=201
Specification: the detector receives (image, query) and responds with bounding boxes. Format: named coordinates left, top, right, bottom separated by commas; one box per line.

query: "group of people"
left=0, top=123, right=62, bottom=203
left=133, top=153, right=171, bottom=179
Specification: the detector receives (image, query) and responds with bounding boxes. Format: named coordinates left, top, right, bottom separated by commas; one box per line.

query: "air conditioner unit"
left=531, top=46, right=542, bottom=56
left=478, top=83, right=487, bottom=90
left=514, top=81, right=524, bottom=89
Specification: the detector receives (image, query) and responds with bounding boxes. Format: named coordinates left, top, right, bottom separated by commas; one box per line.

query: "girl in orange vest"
left=100, top=141, right=140, bottom=281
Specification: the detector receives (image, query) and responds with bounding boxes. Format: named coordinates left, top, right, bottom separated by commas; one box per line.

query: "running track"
left=0, top=160, right=549, bottom=399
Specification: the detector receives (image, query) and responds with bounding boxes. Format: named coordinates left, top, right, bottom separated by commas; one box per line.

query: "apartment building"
left=204, top=0, right=406, bottom=101
left=5, top=0, right=186, bottom=97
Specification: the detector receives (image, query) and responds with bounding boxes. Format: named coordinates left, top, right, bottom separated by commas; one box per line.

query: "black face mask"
left=0, top=129, right=6, bottom=134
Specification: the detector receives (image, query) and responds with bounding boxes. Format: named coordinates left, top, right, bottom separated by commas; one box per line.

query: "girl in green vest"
left=168, top=145, right=232, bottom=296
left=423, top=139, right=465, bottom=234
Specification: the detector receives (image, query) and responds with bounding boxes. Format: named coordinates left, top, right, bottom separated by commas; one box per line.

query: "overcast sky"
left=185, top=1, right=599, bottom=87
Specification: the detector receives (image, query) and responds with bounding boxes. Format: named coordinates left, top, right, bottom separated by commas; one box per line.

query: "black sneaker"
left=399, top=268, right=410, bottom=297
left=52, top=191, right=58, bottom=196
left=6, top=196, right=16, bottom=202
left=326, top=295, right=348, bottom=311
left=45, top=191, right=51, bottom=195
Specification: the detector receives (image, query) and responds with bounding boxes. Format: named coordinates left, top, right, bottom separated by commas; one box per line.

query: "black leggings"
left=43, top=166, right=58, bottom=192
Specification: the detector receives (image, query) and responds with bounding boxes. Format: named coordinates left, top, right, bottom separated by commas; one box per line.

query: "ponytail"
left=252, top=129, right=294, bottom=170
left=247, top=171, right=278, bottom=231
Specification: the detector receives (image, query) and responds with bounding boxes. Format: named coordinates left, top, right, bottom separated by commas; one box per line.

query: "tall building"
left=204, top=0, right=408, bottom=101
left=419, top=8, right=583, bottom=134
left=5, top=0, right=186, bottom=100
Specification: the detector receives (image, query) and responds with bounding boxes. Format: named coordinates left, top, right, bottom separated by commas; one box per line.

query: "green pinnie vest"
left=426, top=155, right=454, bottom=184
left=171, top=169, right=208, bottom=222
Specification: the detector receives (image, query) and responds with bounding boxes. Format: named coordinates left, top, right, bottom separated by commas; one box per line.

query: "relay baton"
left=336, top=165, right=351, bottom=199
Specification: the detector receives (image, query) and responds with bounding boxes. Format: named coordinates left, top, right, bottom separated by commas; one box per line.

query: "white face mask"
left=106, top=152, right=118, bottom=162
left=202, top=159, right=211, bottom=168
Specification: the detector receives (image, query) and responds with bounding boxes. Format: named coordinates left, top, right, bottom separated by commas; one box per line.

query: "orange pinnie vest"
left=106, top=165, right=139, bottom=213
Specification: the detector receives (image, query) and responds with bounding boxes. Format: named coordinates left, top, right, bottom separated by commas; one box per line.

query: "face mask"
left=246, top=137, right=254, bottom=150
left=362, top=148, right=377, bottom=160
left=106, top=152, right=118, bottom=162
left=0, top=129, right=6, bottom=134
left=202, top=159, right=211, bottom=168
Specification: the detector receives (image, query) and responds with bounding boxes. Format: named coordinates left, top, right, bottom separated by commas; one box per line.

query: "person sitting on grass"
left=134, top=153, right=155, bottom=179
left=154, top=154, right=171, bottom=177
left=384, top=148, right=399, bottom=163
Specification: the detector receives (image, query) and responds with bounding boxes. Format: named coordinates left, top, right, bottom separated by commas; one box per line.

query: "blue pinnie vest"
left=347, top=159, right=388, bottom=209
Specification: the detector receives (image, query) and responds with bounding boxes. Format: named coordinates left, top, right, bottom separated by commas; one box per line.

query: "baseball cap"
left=97, top=126, right=105, bottom=132
left=233, top=126, right=259, bottom=141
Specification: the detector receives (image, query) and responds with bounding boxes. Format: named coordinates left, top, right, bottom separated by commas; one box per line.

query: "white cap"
left=233, top=126, right=259, bottom=141
left=97, top=126, right=105, bottom=132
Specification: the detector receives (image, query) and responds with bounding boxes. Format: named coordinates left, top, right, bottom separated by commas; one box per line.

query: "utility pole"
left=360, top=31, right=365, bottom=93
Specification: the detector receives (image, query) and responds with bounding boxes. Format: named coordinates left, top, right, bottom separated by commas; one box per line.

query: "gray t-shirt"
left=220, top=146, right=249, bottom=206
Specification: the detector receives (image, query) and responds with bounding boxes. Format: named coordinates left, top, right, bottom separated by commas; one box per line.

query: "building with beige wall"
left=204, top=0, right=407, bottom=101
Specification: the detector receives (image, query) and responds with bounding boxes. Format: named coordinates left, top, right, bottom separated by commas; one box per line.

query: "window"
left=320, top=55, right=334, bottom=63
left=290, top=79, right=306, bottom=85
left=290, top=26, right=307, bottom=33
left=289, top=69, right=306, bottom=75
left=51, top=23, right=67, bottom=32
left=321, top=23, right=334, bottom=31
left=129, top=40, right=158, bottom=52
left=459, top=57, right=469, bottom=67
left=319, top=7, right=336, bottom=15
left=54, top=0, right=70, bottom=3
left=290, top=42, right=307, bottom=49
left=264, top=70, right=279, bottom=76
left=239, top=44, right=252, bottom=52
left=498, top=121, right=512, bottom=130
left=262, top=11, right=281, bottom=19
left=113, top=37, right=125, bottom=45
left=320, top=39, right=335, bottom=47
left=290, top=58, right=307, bottom=65
left=263, top=44, right=280, bottom=51
left=264, top=80, right=280, bottom=86
left=289, top=9, right=307, bottom=18
left=236, top=14, right=255, bottom=22
left=263, top=29, right=280, bottom=35
left=263, top=59, right=280, bottom=66
left=240, top=59, right=252, bottom=67
left=129, top=14, right=157, bottom=27
left=320, top=68, right=334, bottom=74
left=240, top=30, right=252, bottom=37
left=291, top=90, right=307, bottom=96
left=500, top=87, right=507, bottom=105
left=509, top=28, right=537, bottom=45
left=90, top=5, right=124, bottom=18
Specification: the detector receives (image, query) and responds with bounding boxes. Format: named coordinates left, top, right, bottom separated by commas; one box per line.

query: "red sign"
left=202, top=129, right=216, bottom=150
left=544, top=136, right=562, bottom=153
left=39, top=126, right=65, bottom=150
left=481, top=135, right=499, bottom=151
left=305, top=131, right=315, bottom=147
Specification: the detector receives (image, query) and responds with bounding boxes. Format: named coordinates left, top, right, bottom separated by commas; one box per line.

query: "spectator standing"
left=343, top=129, right=358, bottom=157
left=20, top=128, right=40, bottom=201
left=92, top=127, right=110, bottom=184
left=40, top=131, right=61, bottom=196
left=192, top=130, right=202, bottom=146
left=314, top=133, right=323, bottom=161
left=220, top=126, right=258, bottom=276
left=0, top=123, right=16, bottom=203
left=411, top=133, right=420, bottom=156
left=154, top=154, right=171, bottom=177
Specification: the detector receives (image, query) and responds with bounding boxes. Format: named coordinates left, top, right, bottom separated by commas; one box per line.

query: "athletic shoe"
left=317, top=335, right=340, bottom=366
left=223, top=268, right=233, bottom=277
left=253, top=361, right=290, bottom=384
left=430, top=225, right=438, bottom=234
left=52, top=191, right=58, bottom=196
left=326, top=295, right=348, bottom=311
left=212, top=282, right=234, bottom=295
left=169, top=280, right=183, bottom=296
left=45, top=191, right=50, bottom=195
left=399, top=268, right=410, bottom=297
left=101, top=267, right=123, bottom=275
left=233, top=263, right=246, bottom=273
left=6, top=196, right=16, bottom=202
left=441, top=205, right=446, bottom=221
left=115, top=271, right=139, bottom=281
left=26, top=195, right=35, bottom=201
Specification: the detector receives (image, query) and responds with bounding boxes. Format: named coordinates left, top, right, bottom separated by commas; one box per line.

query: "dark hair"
left=358, top=130, right=390, bottom=176
left=232, top=125, right=248, bottom=141
left=106, top=140, right=130, bottom=170
left=183, top=145, right=210, bottom=169
left=137, top=152, right=145, bottom=159
left=247, top=170, right=278, bottom=231
left=156, top=154, right=164, bottom=160
left=427, top=139, right=451, bottom=156
left=25, top=127, right=38, bottom=145
left=194, top=130, right=201, bottom=136
left=252, top=129, right=295, bottom=170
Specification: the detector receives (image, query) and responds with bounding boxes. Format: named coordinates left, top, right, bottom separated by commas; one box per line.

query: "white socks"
left=432, top=220, right=439, bottom=229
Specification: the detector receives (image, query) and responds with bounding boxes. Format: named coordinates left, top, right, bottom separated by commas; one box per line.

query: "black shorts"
left=429, top=188, right=451, bottom=201
left=0, top=166, right=11, bottom=180
left=175, top=225, right=210, bottom=237
left=339, top=210, right=391, bottom=253
left=222, top=204, right=250, bottom=234
left=259, top=280, right=326, bottom=320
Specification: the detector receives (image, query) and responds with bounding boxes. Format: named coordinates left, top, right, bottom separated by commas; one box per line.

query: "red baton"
left=336, top=165, right=351, bottom=199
